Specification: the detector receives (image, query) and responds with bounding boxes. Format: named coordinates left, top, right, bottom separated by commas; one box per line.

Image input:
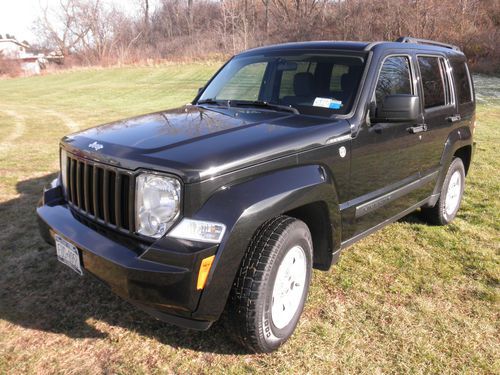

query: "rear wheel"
left=421, top=157, right=465, bottom=225
left=227, top=216, right=313, bottom=353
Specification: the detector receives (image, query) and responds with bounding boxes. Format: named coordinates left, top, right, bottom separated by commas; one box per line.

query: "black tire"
left=421, top=157, right=466, bottom=225
left=226, top=216, right=313, bottom=353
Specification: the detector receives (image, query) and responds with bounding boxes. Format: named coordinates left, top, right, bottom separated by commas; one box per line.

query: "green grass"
left=0, top=65, right=498, bottom=374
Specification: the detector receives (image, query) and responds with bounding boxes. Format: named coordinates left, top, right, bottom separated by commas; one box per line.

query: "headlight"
left=135, top=173, right=181, bottom=238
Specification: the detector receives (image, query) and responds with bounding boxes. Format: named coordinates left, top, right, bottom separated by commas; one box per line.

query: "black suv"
left=37, top=37, right=476, bottom=353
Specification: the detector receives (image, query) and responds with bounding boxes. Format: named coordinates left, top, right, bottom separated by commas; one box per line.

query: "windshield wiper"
left=197, top=98, right=223, bottom=105
left=230, top=100, right=299, bottom=115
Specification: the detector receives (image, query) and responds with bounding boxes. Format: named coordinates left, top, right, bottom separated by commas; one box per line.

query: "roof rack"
left=395, top=37, right=461, bottom=51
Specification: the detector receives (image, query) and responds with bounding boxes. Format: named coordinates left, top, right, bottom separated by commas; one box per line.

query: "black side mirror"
left=197, top=87, right=204, bottom=95
left=373, top=94, right=420, bottom=122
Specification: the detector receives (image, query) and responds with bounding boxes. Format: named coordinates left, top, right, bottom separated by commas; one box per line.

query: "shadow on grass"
left=0, top=173, right=246, bottom=355
left=399, top=210, right=426, bottom=224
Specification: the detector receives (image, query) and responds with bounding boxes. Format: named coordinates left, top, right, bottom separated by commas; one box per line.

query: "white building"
left=0, top=39, right=29, bottom=58
left=0, top=39, right=41, bottom=75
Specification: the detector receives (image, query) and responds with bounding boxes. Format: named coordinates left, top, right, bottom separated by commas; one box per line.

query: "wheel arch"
left=453, top=144, right=472, bottom=176
left=284, top=201, right=337, bottom=271
left=428, top=127, right=474, bottom=207
left=191, top=165, right=341, bottom=321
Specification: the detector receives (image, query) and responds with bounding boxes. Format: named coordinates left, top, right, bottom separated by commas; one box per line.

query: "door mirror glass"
left=376, top=94, right=420, bottom=122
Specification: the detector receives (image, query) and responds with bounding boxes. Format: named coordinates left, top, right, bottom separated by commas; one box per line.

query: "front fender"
left=190, top=165, right=341, bottom=321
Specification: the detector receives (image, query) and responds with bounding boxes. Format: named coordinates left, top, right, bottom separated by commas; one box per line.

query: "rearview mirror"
left=373, top=94, right=420, bottom=122
left=277, top=61, right=298, bottom=71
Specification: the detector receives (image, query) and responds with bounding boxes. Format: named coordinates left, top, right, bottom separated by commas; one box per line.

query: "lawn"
left=0, top=65, right=498, bottom=374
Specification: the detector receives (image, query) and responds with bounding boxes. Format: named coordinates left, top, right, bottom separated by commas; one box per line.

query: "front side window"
left=418, top=56, right=447, bottom=108
left=375, top=56, right=412, bottom=105
left=199, top=53, right=366, bottom=116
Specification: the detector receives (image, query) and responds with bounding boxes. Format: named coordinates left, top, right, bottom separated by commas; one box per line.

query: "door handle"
left=446, top=114, right=461, bottom=123
left=408, top=124, right=427, bottom=134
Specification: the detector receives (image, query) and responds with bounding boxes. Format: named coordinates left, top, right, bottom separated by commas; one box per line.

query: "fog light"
left=167, top=218, right=226, bottom=243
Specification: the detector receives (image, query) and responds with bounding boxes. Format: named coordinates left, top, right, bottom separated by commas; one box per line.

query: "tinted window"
left=418, top=56, right=446, bottom=108
left=217, top=62, right=267, bottom=101
left=199, top=54, right=365, bottom=116
left=375, top=56, right=412, bottom=105
left=279, top=61, right=317, bottom=99
left=329, top=64, right=349, bottom=91
left=451, top=60, right=472, bottom=104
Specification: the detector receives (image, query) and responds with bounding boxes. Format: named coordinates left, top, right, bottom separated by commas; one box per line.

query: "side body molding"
left=190, top=165, right=341, bottom=321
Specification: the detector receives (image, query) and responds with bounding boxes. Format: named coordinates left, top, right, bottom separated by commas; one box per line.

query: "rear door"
left=415, top=55, right=456, bottom=175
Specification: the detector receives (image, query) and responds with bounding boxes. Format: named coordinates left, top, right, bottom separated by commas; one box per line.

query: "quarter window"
left=451, top=60, right=473, bottom=104
left=418, top=56, right=448, bottom=108
left=375, top=56, right=412, bottom=105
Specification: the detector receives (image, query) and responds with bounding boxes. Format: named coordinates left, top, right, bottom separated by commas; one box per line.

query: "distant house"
left=0, top=39, right=30, bottom=58
left=0, top=39, right=43, bottom=75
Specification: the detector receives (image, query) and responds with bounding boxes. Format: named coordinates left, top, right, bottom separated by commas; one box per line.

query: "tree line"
left=35, top=0, right=500, bottom=73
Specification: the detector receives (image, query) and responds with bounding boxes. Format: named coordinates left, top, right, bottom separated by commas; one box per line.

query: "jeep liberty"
left=37, top=37, right=476, bottom=352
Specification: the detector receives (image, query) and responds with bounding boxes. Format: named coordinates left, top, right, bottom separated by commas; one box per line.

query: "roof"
left=238, top=39, right=464, bottom=57
left=240, top=41, right=371, bottom=55
left=0, top=39, right=30, bottom=49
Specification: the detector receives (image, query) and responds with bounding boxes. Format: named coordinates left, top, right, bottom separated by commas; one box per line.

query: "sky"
left=0, top=0, right=160, bottom=43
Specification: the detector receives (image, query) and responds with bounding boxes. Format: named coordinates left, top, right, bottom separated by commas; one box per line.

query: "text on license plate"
left=55, top=234, right=83, bottom=275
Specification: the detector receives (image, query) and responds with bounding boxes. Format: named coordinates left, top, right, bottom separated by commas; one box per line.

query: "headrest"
left=293, top=72, right=314, bottom=97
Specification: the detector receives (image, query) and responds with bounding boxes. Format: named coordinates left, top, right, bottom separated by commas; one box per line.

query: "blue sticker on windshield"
left=313, top=97, right=343, bottom=110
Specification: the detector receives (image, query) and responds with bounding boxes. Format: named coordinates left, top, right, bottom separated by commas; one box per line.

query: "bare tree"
left=35, top=0, right=95, bottom=56
left=32, top=0, right=500, bottom=73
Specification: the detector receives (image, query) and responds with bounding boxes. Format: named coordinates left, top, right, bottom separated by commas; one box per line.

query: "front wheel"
left=227, top=216, right=313, bottom=353
left=421, top=157, right=466, bottom=225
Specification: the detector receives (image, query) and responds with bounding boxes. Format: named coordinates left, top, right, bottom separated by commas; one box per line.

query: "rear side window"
left=418, top=56, right=448, bottom=108
left=451, top=60, right=473, bottom=104
left=375, top=56, right=412, bottom=105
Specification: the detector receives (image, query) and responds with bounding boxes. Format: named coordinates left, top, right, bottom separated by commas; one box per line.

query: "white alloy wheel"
left=445, top=170, right=462, bottom=217
left=228, top=216, right=312, bottom=353
left=271, top=245, right=307, bottom=329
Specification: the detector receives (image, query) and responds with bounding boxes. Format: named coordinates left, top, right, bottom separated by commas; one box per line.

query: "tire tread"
left=226, top=215, right=304, bottom=352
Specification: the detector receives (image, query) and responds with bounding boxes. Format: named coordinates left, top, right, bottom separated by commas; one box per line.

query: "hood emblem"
left=88, top=141, right=103, bottom=151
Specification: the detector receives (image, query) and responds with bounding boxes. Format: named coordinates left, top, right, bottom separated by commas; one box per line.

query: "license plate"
left=55, top=234, right=83, bottom=275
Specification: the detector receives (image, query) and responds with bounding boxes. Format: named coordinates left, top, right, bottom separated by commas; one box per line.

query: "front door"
left=346, top=54, right=431, bottom=239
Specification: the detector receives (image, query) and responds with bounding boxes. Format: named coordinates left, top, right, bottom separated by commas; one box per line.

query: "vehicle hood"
left=62, top=105, right=349, bottom=183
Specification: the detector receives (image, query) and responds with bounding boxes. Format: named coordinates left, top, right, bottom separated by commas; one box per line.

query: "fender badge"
left=339, top=146, right=347, bottom=158
left=88, top=141, right=103, bottom=151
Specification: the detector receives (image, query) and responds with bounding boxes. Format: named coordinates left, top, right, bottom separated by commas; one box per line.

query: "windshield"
left=198, top=52, right=366, bottom=116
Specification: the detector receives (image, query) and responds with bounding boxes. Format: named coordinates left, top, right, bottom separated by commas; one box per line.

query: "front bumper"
left=37, top=185, right=217, bottom=330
